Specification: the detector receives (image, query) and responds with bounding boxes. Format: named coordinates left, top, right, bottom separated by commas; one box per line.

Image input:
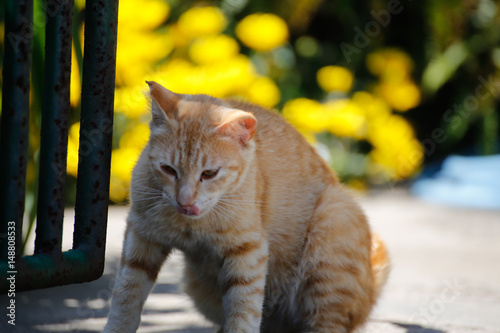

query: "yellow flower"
left=109, top=176, right=129, bottom=203
left=74, top=0, right=85, bottom=10
left=366, top=48, right=414, bottom=82
left=219, top=55, right=258, bottom=94
left=197, top=59, right=256, bottom=97
left=245, top=77, right=281, bottom=108
left=115, top=31, right=174, bottom=86
left=324, top=99, right=367, bottom=139
left=370, top=139, right=423, bottom=180
left=378, top=80, right=421, bottom=112
left=189, top=35, right=240, bottom=65
left=368, top=115, right=423, bottom=179
left=118, top=0, right=170, bottom=31
left=352, top=91, right=391, bottom=122
left=67, top=122, right=80, bottom=177
left=155, top=55, right=257, bottom=97
left=119, top=123, right=150, bottom=151
left=108, top=123, right=151, bottom=203
left=282, top=98, right=327, bottom=133
left=153, top=58, right=195, bottom=94
left=70, top=45, right=81, bottom=107
left=368, top=114, right=414, bottom=147
left=113, top=0, right=173, bottom=86
left=114, top=86, right=150, bottom=119
left=111, top=147, right=140, bottom=184
left=177, top=6, right=227, bottom=38
left=317, top=66, right=354, bottom=93
left=236, top=13, right=289, bottom=51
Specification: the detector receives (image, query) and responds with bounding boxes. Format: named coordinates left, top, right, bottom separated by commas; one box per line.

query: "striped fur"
left=103, top=82, right=390, bottom=333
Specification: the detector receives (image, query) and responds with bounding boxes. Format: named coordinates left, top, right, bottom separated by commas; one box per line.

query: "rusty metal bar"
left=35, top=0, right=74, bottom=258
left=0, top=0, right=33, bottom=261
left=72, top=0, right=118, bottom=279
left=0, top=249, right=95, bottom=291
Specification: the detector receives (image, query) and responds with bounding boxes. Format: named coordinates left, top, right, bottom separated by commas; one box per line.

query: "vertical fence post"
left=35, top=0, right=74, bottom=259
left=73, top=0, right=119, bottom=278
left=0, top=0, right=33, bottom=261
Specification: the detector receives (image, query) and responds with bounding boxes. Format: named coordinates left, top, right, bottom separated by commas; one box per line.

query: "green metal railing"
left=0, top=0, right=118, bottom=292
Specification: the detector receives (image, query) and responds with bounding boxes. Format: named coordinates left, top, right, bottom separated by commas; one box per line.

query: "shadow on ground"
left=0, top=269, right=214, bottom=332
left=395, top=323, right=446, bottom=333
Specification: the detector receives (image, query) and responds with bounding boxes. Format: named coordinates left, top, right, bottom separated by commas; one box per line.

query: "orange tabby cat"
left=103, top=81, right=390, bottom=333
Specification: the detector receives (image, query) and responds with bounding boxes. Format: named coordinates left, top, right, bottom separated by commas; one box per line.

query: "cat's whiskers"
left=130, top=192, right=163, bottom=200
left=211, top=202, right=243, bottom=222
left=135, top=201, right=164, bottom=213
left=134, top=198, right=171, bottom=216
left=218, top=198, right=268, bottom=207
left=133, top=193, right=165, bottom=203
left=131, top=185, right=163, bottom=195
left=131, top=190, right=161, bottom=196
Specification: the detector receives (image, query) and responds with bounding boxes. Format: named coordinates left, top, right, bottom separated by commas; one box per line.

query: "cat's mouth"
left=162, top=192, right=203, bottom=217
left=176, top=204, right=200, bottom=216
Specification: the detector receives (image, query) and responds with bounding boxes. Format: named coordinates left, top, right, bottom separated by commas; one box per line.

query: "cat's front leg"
left=103, top=226, right=170, bottom=333
left=220, top=237, right=269, bottom=333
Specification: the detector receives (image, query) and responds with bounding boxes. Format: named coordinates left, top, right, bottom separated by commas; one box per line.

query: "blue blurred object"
left=411, top=155, right=500, bottom=210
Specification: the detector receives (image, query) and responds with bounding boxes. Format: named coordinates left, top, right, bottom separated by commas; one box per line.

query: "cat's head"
left=144, top=81, right=257, bottom=218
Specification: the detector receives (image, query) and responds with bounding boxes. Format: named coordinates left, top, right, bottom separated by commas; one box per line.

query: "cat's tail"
left=370, top=233, right=390, bottom=299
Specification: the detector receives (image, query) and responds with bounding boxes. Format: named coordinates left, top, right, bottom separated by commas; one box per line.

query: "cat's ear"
left=145, top=81, right=178, bottom=126
left=216, top=108, right=257, bottom=146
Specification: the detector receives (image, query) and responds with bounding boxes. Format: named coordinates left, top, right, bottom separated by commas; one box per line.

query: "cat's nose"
left=177, top=198, right=195, bottom=207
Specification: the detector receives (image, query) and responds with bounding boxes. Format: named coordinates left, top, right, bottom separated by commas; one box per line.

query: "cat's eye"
left=200, top=169, right=219, bottom=181
left=161, top=164, right=177, bottom=178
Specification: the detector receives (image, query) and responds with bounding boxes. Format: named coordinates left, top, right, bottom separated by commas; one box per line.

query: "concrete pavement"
left=1, top=189, right=499, bottom=332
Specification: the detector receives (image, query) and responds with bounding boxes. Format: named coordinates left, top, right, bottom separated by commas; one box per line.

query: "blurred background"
left=0, top=0, right=499, bottom=248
